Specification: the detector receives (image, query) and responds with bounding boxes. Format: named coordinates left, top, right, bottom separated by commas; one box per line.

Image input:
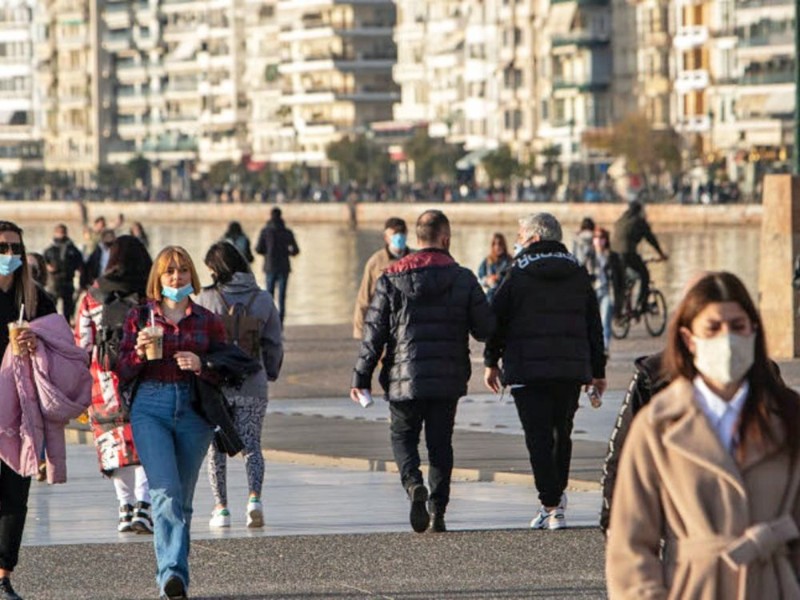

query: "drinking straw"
left=17, top=304, right=24, bottom=326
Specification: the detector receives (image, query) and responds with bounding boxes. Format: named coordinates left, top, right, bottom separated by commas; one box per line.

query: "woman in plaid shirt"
left=117, top=246, right=226, bottom=600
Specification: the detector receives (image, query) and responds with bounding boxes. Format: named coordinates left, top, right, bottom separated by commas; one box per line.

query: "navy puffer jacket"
left=352, top=248, right=494, bottom=402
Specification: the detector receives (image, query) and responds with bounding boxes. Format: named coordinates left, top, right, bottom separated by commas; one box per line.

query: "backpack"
left=89, top=287, right=141, bottom=371
left=217, top=290, right=263, bottom=359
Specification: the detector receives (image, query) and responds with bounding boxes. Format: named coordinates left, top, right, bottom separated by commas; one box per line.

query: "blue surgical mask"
left=390, top=233, right=407, bottom=251
left=0, top=255, right=23, bottom=276
left=161, top=283, right=194, bottom=302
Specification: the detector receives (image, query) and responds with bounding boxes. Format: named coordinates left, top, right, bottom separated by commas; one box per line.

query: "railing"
left=737, top=31, right=793, bottom=47
left=552, top=30, right=610, bottom=46
left=740, top=69, right=794, bottom=85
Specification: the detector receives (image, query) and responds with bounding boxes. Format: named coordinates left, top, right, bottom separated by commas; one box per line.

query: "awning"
left=764, top=91, right=794, bottom=115
left=547, top=3, right=577, bottom=36
left=456, top=148, right=492, bottom=170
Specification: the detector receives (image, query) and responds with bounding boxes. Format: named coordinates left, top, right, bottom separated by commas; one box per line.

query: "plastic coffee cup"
left=356, top=389, right=374, bottom=408
left=8, top=321, right=29, bottom=356
left=144, top=325, right=164, bottom=360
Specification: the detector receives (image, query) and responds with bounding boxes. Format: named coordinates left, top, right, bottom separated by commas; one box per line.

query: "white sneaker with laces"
left=530, top=506, right=551, bottom=530
left=548, top=507, right=567, bottom=530
left=209, top=507, right=231, bottom=528
left=246, top=500, right=264, bottom=528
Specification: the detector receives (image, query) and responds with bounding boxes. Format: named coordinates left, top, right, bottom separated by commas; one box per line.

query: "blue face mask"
left=390, top=233, right=407, bottom=251
left=161, top=283, right=194, bottom=302
left=0, top=255, right=23, bottom=276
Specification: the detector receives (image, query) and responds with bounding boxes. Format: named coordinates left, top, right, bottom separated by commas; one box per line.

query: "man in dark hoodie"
left=484, top=212, right=605, bottom=530
left=43, top=223, right=84, bottom=322
left=351, top=210, right=494, bottom=534
left=255, top=207, right=299, bottom=325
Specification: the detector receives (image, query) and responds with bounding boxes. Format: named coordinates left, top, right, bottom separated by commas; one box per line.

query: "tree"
left=97, top=164, right=134, bottom=188
left=127, top=155, right=151, bottom=186
left=481, top=145, right=520, bottom=185
left=403, top=130, right=462, bottom=183
left=326, top=134, right=391, bottom=186
left=207, top=160, right=237, bottom=188
left=610, top=113, right=681, bottom=189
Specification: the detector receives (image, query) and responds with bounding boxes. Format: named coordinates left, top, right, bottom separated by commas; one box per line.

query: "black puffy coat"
left=254, top=218, right=299, bottom=274
left=352, top=248, right=494, bottom=402
left=484, top=240, right=605, bottom=384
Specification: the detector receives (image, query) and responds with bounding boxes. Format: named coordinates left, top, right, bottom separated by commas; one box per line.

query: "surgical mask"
left=390, top=233, right=407, bottom=251
left=692, top=332, right=755, bottom=385
left=0, top=255, right=23, bottom=276
left=161, top=283, right=194, bottom=302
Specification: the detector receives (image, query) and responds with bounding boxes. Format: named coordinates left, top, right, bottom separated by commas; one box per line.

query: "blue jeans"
left=131, top=381, right=213, bottom=594
left=266, top=271, right=288, bottom=324
left=597, top=290, right=613, bottom=352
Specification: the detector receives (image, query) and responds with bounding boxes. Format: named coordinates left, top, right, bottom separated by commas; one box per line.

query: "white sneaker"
left=529, top=506, right=567, bottom=530
left=246, top=500, right=264, bottom=528
left=559, top=493, right=568, bottom=510
left=209, top=507, right=231, bottom=528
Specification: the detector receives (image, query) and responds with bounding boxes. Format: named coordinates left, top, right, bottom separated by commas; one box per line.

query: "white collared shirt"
left=692, top=376, right=749, bottom=455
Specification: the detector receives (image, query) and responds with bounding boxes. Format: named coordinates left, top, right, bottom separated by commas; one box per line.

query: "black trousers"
left=622, top=253, right=649, bottom=313
left=389, top=397, right=459, bottom=513
left=0, top=461, right=32, bottom=571
left=512, top=382, right=581, bottom=508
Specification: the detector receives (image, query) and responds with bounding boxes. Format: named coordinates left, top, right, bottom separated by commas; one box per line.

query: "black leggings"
left=0, top=461, right=31, bottom=571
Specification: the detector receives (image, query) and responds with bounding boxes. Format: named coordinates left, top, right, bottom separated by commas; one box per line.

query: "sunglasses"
left=0, top=242, right=23, bottom=254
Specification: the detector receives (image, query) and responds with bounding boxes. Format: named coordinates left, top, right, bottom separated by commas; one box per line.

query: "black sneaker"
left=118, top=503, right=134, bottom=533
left=161, top=576, right=187, bottom=600
left=407, top=483, right=429, bottom=533
left=131, top=501, right=153, bottom=534
left=427, top=502, right=446, bottom=533
left=0, top=577, right=22, bottom=600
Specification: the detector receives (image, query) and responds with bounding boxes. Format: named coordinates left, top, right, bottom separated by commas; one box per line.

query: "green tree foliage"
left=481, top=145, right=521, bottom=184
left=207, top=160, right=237, bottom=187
left=326, top=134, right=391, bottom=185
left=610, top=113, right=681, bottom=183
left=10, top=168, right=45, bottom=188
left=97, top=164, right=135, bottom=188
left=403, top=130, right=462, bottom=183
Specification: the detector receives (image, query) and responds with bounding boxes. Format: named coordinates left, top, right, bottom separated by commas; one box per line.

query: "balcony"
left=103, top=31, right=130, bottom=51
left=740, top=67, right=794, bottom=86
left=673, top=25, right=708, bottom=49
left=737, top=31, right=793, bottom=48
left=674, top=69, right=709, bottom=91
left=552, top=0, right=609, bottom=5
left=552, top=30, right=610, bottom=47
left=141, top=138, right=198, bottom=152
left=552, top=77, right=610, bottom=92
left=677, top=114, right=710, bottom=132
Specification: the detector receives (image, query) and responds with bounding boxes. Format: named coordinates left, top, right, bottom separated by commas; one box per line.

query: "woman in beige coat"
left=606, top=271, right=800, bottom=599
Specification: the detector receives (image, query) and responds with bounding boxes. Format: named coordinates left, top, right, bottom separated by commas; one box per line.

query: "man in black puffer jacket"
left=484, top=212, right=605, bottom=531
left=351, top=210, right=494, bottom=534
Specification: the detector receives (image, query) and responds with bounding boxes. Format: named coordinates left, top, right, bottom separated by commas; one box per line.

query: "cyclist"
left=611, top=201, right=668, bottom=316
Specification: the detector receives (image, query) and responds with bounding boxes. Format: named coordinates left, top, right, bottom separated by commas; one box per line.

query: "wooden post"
left=758, top=174, right=800, bottom=358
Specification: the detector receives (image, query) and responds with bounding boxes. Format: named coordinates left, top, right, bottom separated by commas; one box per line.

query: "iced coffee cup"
left=143, top=325, right=164, bottom=360
left=8, top=321, right=30, bottom=356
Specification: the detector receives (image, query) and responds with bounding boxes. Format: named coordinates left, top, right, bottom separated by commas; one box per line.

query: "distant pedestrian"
left=222, top=221, right=254, bottom=264
left=351, top=210, right=494, bottom=533
left=130, top=221, right=150, bottom=251
left=584, top=228, right=620, bottom=353
left=606, top=272, right=800, bottom=599
left=117, top=246, right=227, bottom=600
left=81, top=228, right=116, bottom=289
left=74, top=235, right=154, bottom=535
left=477, top=233, right=512, bottom=303
left=572, top=217, right=595, bottom=268
left=255, top=208, right=299, bottom=325
left=0, top=221, right=58, bottom=600
left=43, top=224, right=84, bottom=322
left=352, top=217, right=410, bottom=339
left=196, top=242, right=283, bottom=530
left=25, top=253, right=47, bottom=289
left=484, top=213, right=606, bottom=530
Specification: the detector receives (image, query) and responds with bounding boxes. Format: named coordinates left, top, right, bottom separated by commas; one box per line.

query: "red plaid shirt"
left=117, top=299, right=226, bottom=384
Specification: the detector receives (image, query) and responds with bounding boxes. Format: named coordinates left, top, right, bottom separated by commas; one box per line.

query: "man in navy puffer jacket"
left=351, top=210, right=494, bottom=534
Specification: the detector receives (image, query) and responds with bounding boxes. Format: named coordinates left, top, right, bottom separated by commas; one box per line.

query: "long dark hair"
left=224, top=221, right=244, bottom=239
left=204, top=241, right=251, bottom=286
left=664, top=271, right=800, bottom=457
left=0, top=221, right=37, bottom=319
left=103, top=235, right=153, bottom=296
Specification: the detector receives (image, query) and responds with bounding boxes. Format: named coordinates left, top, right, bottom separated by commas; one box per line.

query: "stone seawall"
left=0, top=200, right=761, bottom=228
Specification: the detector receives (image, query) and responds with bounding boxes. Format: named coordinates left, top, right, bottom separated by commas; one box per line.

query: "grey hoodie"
left=195, top=272, right=283, bottom=398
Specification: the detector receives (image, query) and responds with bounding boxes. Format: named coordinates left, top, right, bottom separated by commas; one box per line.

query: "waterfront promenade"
left=17, top=323, right=800, bottom=599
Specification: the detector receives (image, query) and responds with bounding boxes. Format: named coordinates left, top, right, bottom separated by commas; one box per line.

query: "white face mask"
left=692, top=332, right=755, bottom=385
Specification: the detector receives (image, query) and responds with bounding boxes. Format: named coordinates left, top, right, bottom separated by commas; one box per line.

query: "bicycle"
left=611, top=258, right=668, bottom=339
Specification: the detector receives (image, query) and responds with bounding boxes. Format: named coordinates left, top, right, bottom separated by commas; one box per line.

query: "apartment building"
left=36, top=0, right=104, bottom=182
left=0, top=0, right=42, bottom=176
left=276, top=0, right=398, bottom=176
left=631, top=0, right=672, bottom=128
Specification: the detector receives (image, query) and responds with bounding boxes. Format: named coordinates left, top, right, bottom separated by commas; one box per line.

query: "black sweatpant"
left=512, top=382, right=581, bottom=508
left=0, top=460, right=32, bottom=571
left=622, top=253, right=649, bottom=313
left=389, top=397, right=459, bottom=513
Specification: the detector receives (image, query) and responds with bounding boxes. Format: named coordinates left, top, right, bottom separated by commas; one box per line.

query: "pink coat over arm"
left=0, top=314, right=92, bottom=483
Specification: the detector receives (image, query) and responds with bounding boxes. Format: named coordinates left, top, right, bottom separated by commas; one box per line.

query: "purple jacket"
left=0, top=314, right=91, bottom=483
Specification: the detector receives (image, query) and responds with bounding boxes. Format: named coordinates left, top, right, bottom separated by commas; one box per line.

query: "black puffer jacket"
left=484, top=240, right=605, bottom=384
left=352, top=248, right=494, bottom=402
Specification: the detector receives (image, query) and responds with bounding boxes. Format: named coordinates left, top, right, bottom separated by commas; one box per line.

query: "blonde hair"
left=146, top=246, right=201, bottom=301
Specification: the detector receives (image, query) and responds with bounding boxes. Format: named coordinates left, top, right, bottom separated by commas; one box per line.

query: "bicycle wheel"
left=644, top=289, right=668, bottom=337
left=611, top=313, right=630, bottom=339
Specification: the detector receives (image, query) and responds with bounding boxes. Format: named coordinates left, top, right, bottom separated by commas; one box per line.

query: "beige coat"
left=607, top=378, right=800, bottom=600
left=352, top=246, right=405, bottom=339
